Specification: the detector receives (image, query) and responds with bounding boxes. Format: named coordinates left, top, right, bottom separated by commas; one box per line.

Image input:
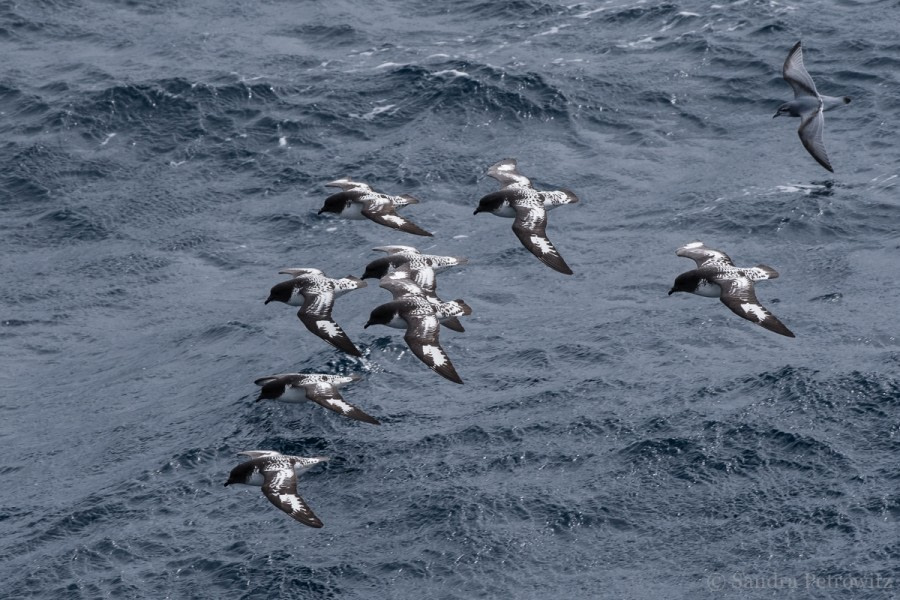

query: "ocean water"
left=2, top=0, right=899, bottom=598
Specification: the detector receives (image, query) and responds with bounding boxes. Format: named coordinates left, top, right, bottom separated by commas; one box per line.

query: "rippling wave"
left=3, top=0, right=900, bottom=598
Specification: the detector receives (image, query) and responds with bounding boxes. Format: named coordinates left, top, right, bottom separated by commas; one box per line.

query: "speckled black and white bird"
left=317, top=179, right=433, bottom=236
left=773, top=41, right=851, bottom=173
left=361, top=245, right=468, bottom=293
left=255, top=373, right=379, bottom=424
left=364, top=294, right=470, bottom=384
left=361, top=245, right=468, bottom=331
left=378, top=270, right=469, bottom=332
left=473, top=158, right=578, bottom=274
left=224, top=450, right=329, bottom=527
left=265, top=268, right=367, bottom=356
left=668, top=241, right=795, bottom=338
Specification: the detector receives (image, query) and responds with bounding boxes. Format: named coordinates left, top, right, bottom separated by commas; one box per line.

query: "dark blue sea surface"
left=2, top=0, right=899, bottom=598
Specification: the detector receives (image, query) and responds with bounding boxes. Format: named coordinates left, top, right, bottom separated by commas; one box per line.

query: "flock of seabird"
left=225, top=40, right=846, bottom=526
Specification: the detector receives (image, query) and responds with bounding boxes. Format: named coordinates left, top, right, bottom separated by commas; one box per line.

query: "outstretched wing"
left=298, top=312, right=362, bottom=356
left=404, top=314, right=463, bottom=384
left=297, top=289, right=361, bottom=356
left=238, top=450, right=282, bottom=460
left=361, top=202, right=433, bottom=237
left=278, top=267, right=325, bottom=277
left=511, top=205, right=573, bottom=274
left=716, top=278, right=795, bottom=338
left=486, top=158, right=533, bottom=189
left=675, top=242, right=735, bottom=269
left=305, top=382, right=380, bottom=424
left=325, top=178, right=372, bottom=192
left=372, top=245, right=420, bottom=256
left=797, top=108, right=833, bottom=172
left=261, top=467, right=324, bottom=527
left=380, top=273, right=427, bottom=299
left=783, top=41, right=819, bottom=99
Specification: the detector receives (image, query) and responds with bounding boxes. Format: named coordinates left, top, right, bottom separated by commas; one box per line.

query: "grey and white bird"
left=265, top=269, right=367, bottom=356
left=473, top=159, right=578, bottom=274
left=668, top=241, right=795, bottom=338
left=364, top=295, right=470, bottom=384
left=255, top=373, right=379, bottom=425
left=224, top=450, right=329, bottom=527
left=773, top=41, right=851, bottom=173
left=317, top=179, right=433, bottom=236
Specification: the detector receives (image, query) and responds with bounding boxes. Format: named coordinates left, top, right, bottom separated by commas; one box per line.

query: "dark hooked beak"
left=264, top=295, right=274, bottom=305
left=473, top=208, right=481, bottom=215
left=772, top=112, right=780, bottom=119
left=667, top=288, right=675, bottom=296
left=317, top=208, right=325, bottom=215
left=223, top=481, right=231, bottom=487
left=363, top=322, right=372, bottom=329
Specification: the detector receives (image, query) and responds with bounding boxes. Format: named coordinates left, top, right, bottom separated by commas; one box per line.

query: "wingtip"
left=443, top=370, right=464, bottom=384
left=541, top=255, right=573, bottom=275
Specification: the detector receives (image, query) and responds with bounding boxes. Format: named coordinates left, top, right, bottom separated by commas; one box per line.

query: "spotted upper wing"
left=279, top=267, right=325, bottom=278
left=797, top=108, right=833, bottom=172
left=360, top=197, right=433, bottom=237
left=297, top=285, right=362, bottom=357
left=675, top=242, right=735, bottom=269
left=261, top=463, right=324, bottom=527
left=715, top=277, right=795, bottom=338
left=511, top=205, right=573, bottom=275
left=380, top=273, right=427, bottom=299
left=403, top=312, right=463, bottom=384
left=304, top=382, right=379, bottom=425
left=372, top=245, right=421, bottom=255
left=783, top=41, right=819, bottom=99
left=487, top=158, right=533, bottom=189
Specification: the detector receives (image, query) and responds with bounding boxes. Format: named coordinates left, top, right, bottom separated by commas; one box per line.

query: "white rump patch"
left=421, top=344, right=447, bottom=367
left=530, top=235, right=556, bottom=255
left=741, top=303, right=768, bottom=322
left=316, top=320, right=343, bottom=339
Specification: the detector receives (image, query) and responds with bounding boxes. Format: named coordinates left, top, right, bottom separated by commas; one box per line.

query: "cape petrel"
left=473, top=159, right=578, bottom=274
left=224, top=450, right=328, bottom=527
left=669, top=241, right=795, bottom=338
left=255, top=373, right=379, bottom=424
left=364, top=295, right=470, bottom=384
left=318, top=179, right=433, bottom=236
left=266, top=269, right=367, bottom=356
